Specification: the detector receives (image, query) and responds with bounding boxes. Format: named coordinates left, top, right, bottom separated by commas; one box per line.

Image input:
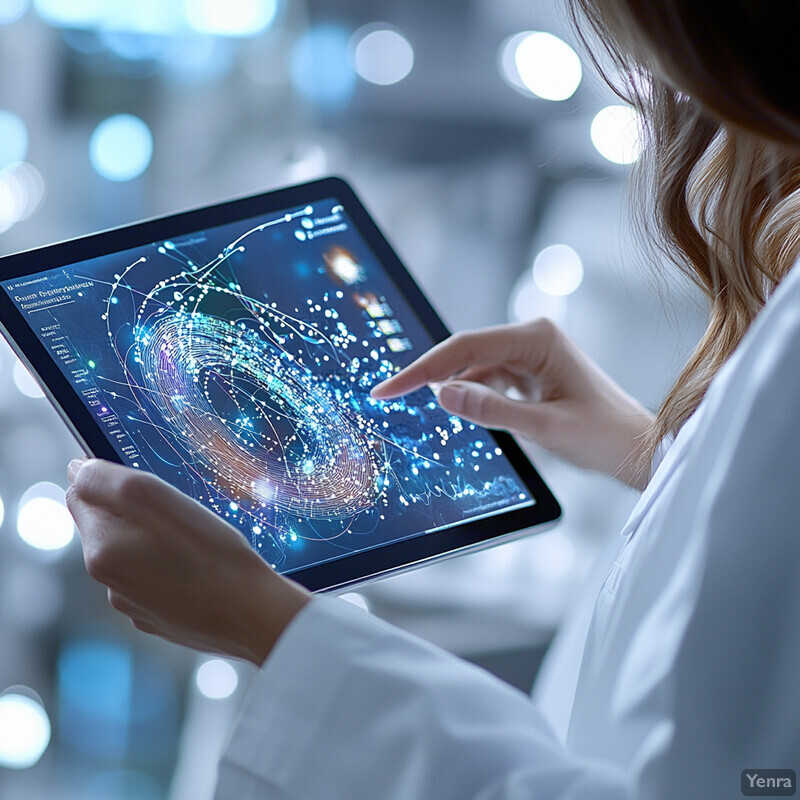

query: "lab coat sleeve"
left=636, top=315, right=800, bottom=797
left=215, top=595, right=628, bottom=800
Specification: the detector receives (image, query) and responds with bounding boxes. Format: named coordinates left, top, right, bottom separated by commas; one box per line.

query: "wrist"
left=238, top=566, right=312, bottom=666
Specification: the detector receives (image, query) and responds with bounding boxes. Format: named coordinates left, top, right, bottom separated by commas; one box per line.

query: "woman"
left=66, top=0, right=800, bottom=797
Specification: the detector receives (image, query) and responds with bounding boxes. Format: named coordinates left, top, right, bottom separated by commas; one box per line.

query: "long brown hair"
left=569, top=0, right=800, bottom=482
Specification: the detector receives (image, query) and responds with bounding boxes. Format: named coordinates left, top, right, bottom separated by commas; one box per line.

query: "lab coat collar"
left=618, top=404, right=707, bottom=539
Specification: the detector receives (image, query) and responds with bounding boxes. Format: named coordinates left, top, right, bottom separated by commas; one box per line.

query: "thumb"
left=437, top=380, right=550, bottom=438
left=67, top=458, right=88, bottom=484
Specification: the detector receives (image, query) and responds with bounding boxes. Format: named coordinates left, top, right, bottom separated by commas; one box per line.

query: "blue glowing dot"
left=229, top=502, right=238, bottom=512
left=89, top=114, right=153, bottom=182
left=0, top=109, right=28, bottom=169
left=290, top=25, right=356, bottom=109
left=110, top=296, right=119, bottom=304
left=58, top=639, right=132, bottom=722
left=87, top=360, right=96, bottom=369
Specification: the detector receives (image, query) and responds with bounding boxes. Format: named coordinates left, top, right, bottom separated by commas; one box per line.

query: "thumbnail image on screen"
left=1, top=199, right=534, bottom=574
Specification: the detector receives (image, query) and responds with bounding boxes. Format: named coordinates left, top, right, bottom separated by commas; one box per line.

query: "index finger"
left=370, top=323, right=539, bottom=400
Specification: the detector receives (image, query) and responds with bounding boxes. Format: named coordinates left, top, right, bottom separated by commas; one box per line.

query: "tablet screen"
left=1, top=197, right=535, bottom=575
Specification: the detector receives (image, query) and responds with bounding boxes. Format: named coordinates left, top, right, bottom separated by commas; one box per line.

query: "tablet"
left=0, top=177, right=560, bottom=592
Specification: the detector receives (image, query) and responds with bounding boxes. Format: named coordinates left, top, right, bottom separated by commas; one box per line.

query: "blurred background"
left=0, top=1, right=708, bottom=798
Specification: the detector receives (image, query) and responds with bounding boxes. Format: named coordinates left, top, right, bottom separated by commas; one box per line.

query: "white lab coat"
left=214, top=260, right=800, bottom=799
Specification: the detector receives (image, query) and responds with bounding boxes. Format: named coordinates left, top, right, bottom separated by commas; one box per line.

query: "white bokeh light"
left=0, top=692, right=51, bottom=769
left=508, top=273, right=567, bottom=326
left=0, top=162, right=45, bottom=233
left=195, top=658, right=238, bottom=699
left=532, top=244, right=584, bottom=296
left=13, top=359, right=45, bottom=398
left=353, top=26, right=414, bottom=86
left=184, top=0, right=278, bottom=37
left=17, top=483, right=74, bottom=552
left=500, top=32, right=582, bottom=102
left=90, top=114, right=153, bottom=182
left=591, top=104, right=643, bottom=165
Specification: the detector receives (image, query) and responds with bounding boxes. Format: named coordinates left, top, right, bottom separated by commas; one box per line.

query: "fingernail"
left=428, top=381, right=443, bottom=396
left=437, top=382, right=466, bottom=414
left=67, top=459, right=85, bottom=482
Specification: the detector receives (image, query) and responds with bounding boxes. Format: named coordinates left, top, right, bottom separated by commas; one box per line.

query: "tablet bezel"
left=0, top=176, right=561, bottom=592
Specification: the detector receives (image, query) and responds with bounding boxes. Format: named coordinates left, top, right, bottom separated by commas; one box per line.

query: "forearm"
left=216, top=596, right=629, bottom=800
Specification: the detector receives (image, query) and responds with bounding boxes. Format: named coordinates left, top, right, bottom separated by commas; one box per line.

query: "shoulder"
left=669, top=259, right=800, bottom=529
left=746, top=258, right=800, bottom=357
left=705, top=260, right=800, bottom=413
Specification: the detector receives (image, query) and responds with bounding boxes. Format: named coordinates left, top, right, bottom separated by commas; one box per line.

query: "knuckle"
left=446, top=330, right=467, bottom=351
left=449, top=330, right=477, bottom=357
left=465, top=387, right=497, bottom=423
left=527, top=317, right=559, bottom=342
left=530, top=409, right=554, bottom=442
left=84, top=546, right=115, bottom=583
left=64, top=484, right=79, bottom=513
left=116, top=470, right=153, bottom=507
left=473, top=389, right=493, bottom=419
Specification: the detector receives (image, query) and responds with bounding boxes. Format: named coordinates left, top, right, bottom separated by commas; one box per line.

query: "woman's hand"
left=372, top=319, right=655, bottom=490
left=66, top=459, right=310, bottom=665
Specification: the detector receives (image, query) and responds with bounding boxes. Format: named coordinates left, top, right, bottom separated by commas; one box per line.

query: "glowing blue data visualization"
left=2, top=200, right=534, bottom=573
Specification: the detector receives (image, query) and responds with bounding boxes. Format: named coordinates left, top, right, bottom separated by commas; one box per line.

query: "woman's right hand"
left=371, top=319, right=655, bottom=490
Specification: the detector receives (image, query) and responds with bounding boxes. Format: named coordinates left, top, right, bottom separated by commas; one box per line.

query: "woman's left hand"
left=66, top=458, right=310, bottom=665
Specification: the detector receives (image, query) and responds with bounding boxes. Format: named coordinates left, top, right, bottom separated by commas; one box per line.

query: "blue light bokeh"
left=290, top=25, right=356, bottom=110
left=89, top=114, right=153, bottom=182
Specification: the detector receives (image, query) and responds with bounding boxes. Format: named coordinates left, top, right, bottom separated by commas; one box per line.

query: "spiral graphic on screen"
left=136, top=311, right=378, bottom=519
left=96, top=206, right=406, bottom=568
